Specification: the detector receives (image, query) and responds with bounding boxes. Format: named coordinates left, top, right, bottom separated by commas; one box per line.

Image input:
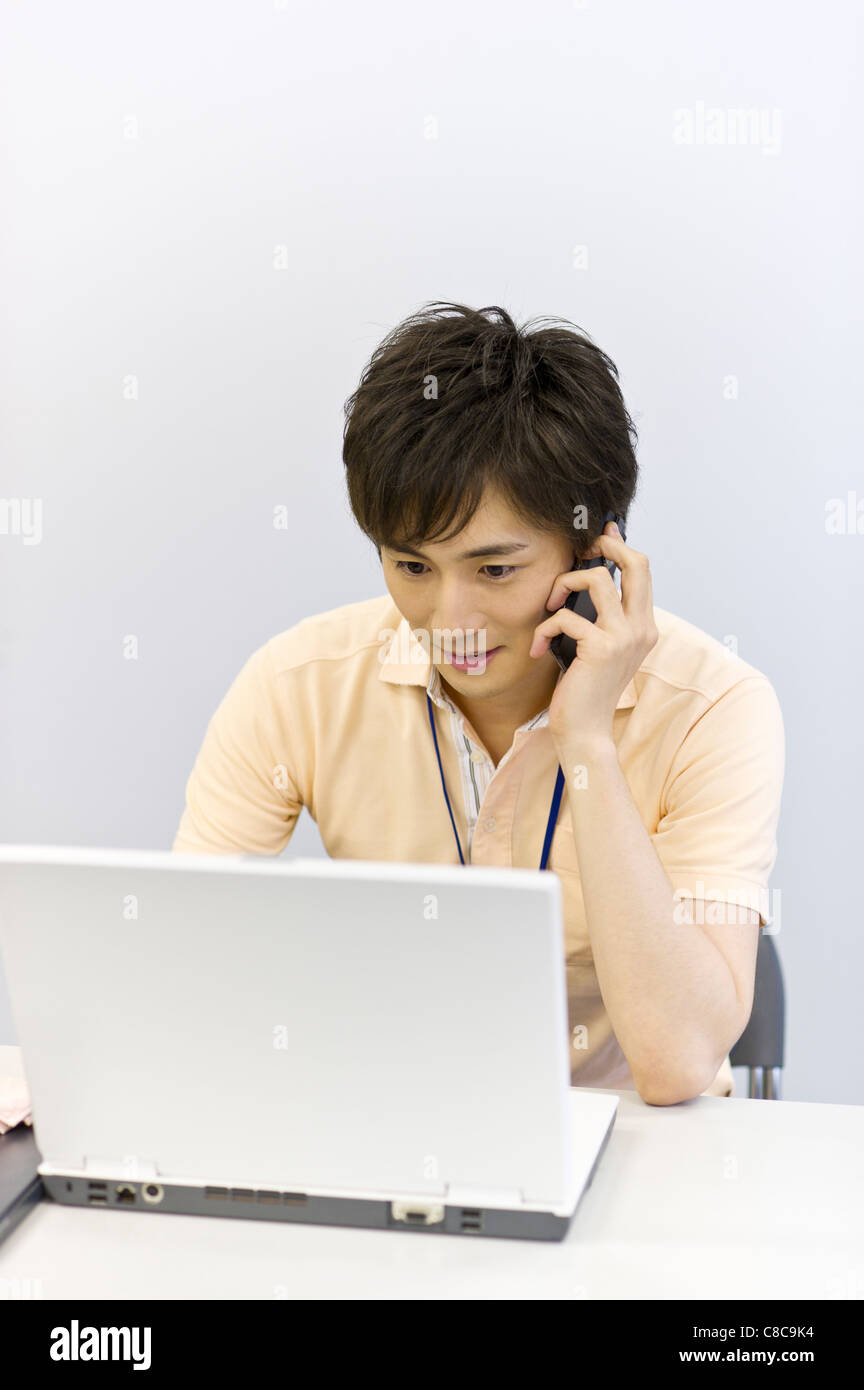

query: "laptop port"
left=88, top=1192, right=108, bottom=1204
left=391, top=1201, right=445, bottom=1226
left=230, top=1188, right=255, bottom=1202
left=460, top=1207, right=484, bottom=1232
left=87, top=1181, right=107, bottom=1191
left=115, top=1185, right=136, bottom=1204
left=141, top=1182, right=164, bottom=1205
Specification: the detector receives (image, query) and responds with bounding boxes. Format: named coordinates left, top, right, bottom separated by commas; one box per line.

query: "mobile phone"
left=549, top=510, right=627, bottom=673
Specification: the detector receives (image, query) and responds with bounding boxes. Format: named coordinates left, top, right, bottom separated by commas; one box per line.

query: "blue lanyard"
left=426, top=693, right=565, bottom=869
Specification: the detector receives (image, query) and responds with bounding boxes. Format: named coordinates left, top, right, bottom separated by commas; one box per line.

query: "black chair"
left=729, top=930, right=785, bottom=1099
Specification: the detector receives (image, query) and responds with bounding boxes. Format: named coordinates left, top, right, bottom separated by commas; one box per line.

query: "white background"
left=0, top=1, right=861, bottom=1102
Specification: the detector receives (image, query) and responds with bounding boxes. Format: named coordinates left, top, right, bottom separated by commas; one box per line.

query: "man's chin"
left=440, top=659, right=517, bottom=691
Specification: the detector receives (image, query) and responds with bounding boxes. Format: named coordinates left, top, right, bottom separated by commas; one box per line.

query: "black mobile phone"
left=549, top=510, right=627, bottom=673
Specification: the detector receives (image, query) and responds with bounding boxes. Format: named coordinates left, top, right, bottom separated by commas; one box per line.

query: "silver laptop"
left=0, top=1125, right=42, bottom=1248
left=0, top=845, right=617, bottom=1242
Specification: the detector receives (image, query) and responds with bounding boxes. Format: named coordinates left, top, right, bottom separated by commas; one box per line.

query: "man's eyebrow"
left=388, top=541, right=532, bottom=561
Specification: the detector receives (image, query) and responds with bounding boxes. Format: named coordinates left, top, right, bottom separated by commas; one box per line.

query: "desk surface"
left=1, top=1045, right=862, bottom=1300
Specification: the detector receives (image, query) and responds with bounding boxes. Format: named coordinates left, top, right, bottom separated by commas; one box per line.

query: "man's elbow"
left=634, top=1060, right=716, bottom=1107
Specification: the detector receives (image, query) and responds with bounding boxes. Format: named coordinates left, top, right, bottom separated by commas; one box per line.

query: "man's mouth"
left=446, top=645, right=503, bottom=671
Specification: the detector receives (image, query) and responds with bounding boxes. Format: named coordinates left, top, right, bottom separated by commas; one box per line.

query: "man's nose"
left=427, top=592, right=478, bottom=629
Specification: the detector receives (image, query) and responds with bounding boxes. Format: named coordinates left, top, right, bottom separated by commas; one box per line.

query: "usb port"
left=88, top=1193, right=108, bottom=1204
left=87, top=1181, right=107, bottom=1191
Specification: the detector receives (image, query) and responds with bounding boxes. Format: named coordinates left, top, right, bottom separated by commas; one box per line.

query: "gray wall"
left=1, top=1, right=861, bottom=1103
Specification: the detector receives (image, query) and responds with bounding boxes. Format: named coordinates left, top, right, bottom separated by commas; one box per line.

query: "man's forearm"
left=555, top=735, right=739, bottom=1102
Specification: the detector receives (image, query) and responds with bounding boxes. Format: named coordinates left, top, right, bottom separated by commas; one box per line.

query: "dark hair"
left=342, top=300, right=639, bottom=559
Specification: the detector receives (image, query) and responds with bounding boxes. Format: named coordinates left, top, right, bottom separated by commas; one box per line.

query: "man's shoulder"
left=645, top=605, right=775, bottom=705
left=261, top=592, right=402, bottom=678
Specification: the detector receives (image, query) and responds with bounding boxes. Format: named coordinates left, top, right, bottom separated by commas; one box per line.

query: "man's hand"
left=528, top=520, right=659, bottom=746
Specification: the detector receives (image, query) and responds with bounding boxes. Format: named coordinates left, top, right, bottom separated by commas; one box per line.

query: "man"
left=172, top=301, right=785, bottom=1105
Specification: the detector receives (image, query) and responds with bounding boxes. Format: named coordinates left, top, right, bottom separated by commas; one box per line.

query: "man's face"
left=380, top=487, right=576, bottom=703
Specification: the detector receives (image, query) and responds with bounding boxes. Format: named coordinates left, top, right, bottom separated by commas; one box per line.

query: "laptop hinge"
left=445, top=1184, right=524, bottom=1208
left=83, top=1155, right=159, bottom=1181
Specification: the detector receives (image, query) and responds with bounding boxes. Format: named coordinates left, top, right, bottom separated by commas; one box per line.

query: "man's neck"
left=439, top=662, right=561, bottom=763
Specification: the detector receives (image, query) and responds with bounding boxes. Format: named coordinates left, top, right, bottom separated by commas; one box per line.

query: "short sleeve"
left=171, top=641, right=303, bottom=856
left=651, top=677, right=785, bottom=926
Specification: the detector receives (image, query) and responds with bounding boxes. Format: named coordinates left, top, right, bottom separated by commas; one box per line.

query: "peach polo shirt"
left=172, top=593, right=785, bottom=1099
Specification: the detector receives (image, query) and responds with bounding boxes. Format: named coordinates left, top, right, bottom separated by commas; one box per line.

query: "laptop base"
left=41, top=1174, right=574, bottom=1241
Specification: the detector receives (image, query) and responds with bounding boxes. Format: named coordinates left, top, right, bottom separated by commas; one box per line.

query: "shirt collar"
left=378, top=612, right=638, bottom=713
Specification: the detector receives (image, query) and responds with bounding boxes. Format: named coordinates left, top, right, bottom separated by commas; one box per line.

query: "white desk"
left=1, top=1045, right=861, bottom=1300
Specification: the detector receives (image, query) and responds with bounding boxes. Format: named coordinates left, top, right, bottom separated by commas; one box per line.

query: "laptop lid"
left=0, top=846, right=577, bottom=1212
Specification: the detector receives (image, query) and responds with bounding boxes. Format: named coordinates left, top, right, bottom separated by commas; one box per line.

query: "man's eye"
left=393, top=561, right=517, bottom=580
